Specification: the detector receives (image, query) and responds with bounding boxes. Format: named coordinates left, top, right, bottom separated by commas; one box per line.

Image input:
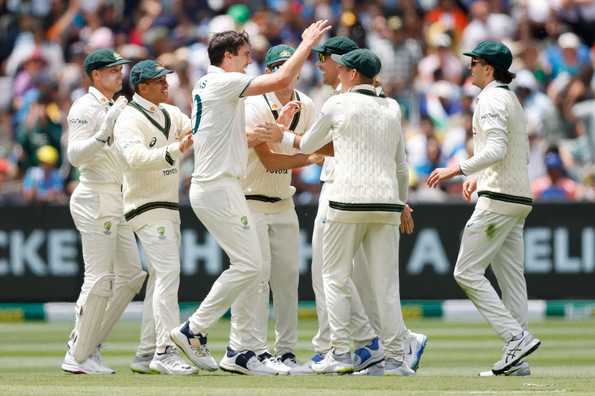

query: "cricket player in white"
left=293, top=48, right=415, bottom=375
left=170, top=21, right=331, bottom=375
left=285, top=37, right=427, bottom=374
left=62, top=49, right=146, bottom=375
left=427, top=41, right=541, bottom=376
left=234, top=44, right=318, bottom=374
left=114, top=60, right=209, bottom=375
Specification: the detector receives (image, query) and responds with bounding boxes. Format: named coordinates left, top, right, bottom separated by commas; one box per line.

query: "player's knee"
left=453, top=267, right=475, bottom=290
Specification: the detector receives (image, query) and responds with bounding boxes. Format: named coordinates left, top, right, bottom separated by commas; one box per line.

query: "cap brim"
left=462, top=51, right=479, bottom=58
left=105, top=59, right=132, bottom=67
left=312, top=44, right=326, bottom=53
left=330, top=53, right=348, bottom=67
left=155, top=68, right=174, bottom=78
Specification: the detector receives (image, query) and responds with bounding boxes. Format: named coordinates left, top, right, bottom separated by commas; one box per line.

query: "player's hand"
left=427, top=165, right=461, bottom=189
left=301, top=20, right=332, bottom=47
left=400, top=204, right=414, bottom=234
left=253, top=121, right=283, bottom=143
left=96, top=95, right=128, bottom=142
left=179, top=131, right=193, bottom=153
left=462, top=177, right=477, bottom=202
left=308, top=153, right=325, bottom=165
left=277, top=101, right=301, bottom=128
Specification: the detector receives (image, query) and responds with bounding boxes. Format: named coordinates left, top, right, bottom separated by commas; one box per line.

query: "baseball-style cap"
left=130, top=60, right=173, bottom=87
left=463, top=40, right=513, bottom=71
left=264, top=44, right=295, bottom=67
left=330, top=48, right=381, bottom=79
left=84, top=48, right=131, bottom=74
left=312, top=36, right=358, bottom=55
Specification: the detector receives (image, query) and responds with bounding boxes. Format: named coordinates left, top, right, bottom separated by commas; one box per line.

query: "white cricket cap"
left=558, top=32, right=580, bottom=49
left=515, top=69, right=538, bottom=90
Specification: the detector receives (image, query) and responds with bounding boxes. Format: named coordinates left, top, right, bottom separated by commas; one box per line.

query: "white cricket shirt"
left=191, top=65, right=253, bottom=182
left=300, top=84, right=409, bottom=224
left=460, top=80, right=532, bottom=216
left=114, top=93, right=191, bottom=228
left=242, top=90, right=316, bottom=213
left=66, top=87, right=123, bottom=186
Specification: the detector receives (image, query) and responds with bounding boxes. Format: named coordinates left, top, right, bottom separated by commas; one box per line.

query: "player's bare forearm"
left=254, top=143, right=312, bottom=171
left=316, top=142, right=334, bottom=156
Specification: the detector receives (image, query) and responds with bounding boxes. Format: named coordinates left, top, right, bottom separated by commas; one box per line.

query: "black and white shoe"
left=170, top=321, right=218, bottom=371
left=219, top=347, right=277, bottom=376
left=492, top=331, right=541, bottom=375
left=480, top=361, right=531, bottom=376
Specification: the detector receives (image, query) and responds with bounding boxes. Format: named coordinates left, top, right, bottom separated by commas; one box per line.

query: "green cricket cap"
left=463, top=40, right=513, bottom=71
left=264, top=45, right=295, bottom=67
left=312, top=36, right=358, bottom=55
left=330, top=48, right=381, bottom=79
left=84, top=48, right=131, bottom=74
left=130, top=60, right=173, bottom=87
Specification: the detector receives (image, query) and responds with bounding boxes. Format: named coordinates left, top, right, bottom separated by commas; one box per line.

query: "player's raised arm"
left=242, top=20, right=331, bottom=97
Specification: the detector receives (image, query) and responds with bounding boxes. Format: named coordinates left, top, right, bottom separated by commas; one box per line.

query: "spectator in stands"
left=22, top=145, right=65, bottom=204
left=532, top=151, right=580, bottom=201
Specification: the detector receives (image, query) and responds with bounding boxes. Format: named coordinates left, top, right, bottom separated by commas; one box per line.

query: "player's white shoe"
left=219, top=347, right=278, bottom=376
left=149, top=346, right=198, bottom=375
left=311, top=349, right=353, bottom=374
left=278, top=352, right=314, bottom=375
left=308, top=352, right=325, bottom=368
left=384, top=357, right=415, bottom=376
left=480, top=361, right=531, bottom=377
left=353, top=337, right=385, bottom=372
left=492, top=331, right=541, bottom=375
left=130, top=352, right=154, bottom=374
left=88, top=347, right=115, bottom=374
left=352, top=361, right=385, bottom=376
left=170, top=321, right=218, bottom=371
left=258, top=352, right=290, bottom=375
left=61, top=350, right=108, bottom=374
left=404, top=332, right=428, bottom=371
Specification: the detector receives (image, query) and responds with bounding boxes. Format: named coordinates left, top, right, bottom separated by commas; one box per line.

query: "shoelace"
left=161, top=350, right=189, bottom=368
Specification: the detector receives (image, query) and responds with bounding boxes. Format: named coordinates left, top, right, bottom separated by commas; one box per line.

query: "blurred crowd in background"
left=1, top=0, right=594, bottom=205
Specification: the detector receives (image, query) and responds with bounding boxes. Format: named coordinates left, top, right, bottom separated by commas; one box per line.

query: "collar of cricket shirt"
left=479, top=80, right=508, bottom=98
left=89, top=86, right=113, bottom=107
left=132, top=93, right=160, bottom=113
left=263, top=90, right=298, bottom=113
left=207, top=65, right=226, bottom=74
left=349, top=84, right=377, bottom=96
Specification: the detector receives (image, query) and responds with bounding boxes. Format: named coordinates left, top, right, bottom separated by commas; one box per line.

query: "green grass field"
left=1, top=318, right=594, bottom=395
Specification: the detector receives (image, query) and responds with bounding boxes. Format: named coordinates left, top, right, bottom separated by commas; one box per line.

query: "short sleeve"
left=216, top=72, right=253, bottom=100
left=244, top=97, right=270, bottom=130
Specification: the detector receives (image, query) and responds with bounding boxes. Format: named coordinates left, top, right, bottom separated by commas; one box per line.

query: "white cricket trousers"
left=323, top=220, right=407, bottom=357
left=135, top=220, right=181, bottom=352
left=187, top=178, right=262, bottom=341
left=69, top=183, right=142, bottom=336
left=311, top=183, right=378, bottom=353
left=454, top=208, right=529, bottom=341
left=230, top=205, right=300, bottom=355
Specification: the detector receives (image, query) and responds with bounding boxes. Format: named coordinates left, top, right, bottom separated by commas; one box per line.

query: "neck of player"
left=275, top=88, right=294, bottom=105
